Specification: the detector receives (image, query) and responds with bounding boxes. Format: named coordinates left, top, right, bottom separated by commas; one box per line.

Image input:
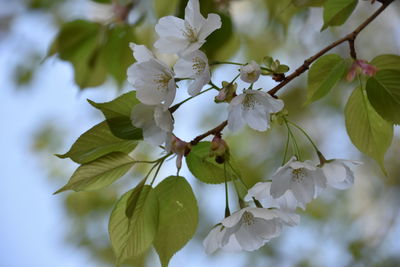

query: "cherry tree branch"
left=267, top=0, right=393, bottom=96
left=189, top=0, right=393, bottom=146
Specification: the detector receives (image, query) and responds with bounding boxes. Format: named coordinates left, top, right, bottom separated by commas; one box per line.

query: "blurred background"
left=1, top=0, right=400, bottom=266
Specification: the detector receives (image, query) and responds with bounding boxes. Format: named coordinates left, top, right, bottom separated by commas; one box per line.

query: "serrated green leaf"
left=306, top=54, right=347, bottom=104
left=154, top=176, right=198, bottom=267
left=56, top=121, right=137, bottom=164
left=292, top=0, right=326, bottom=7
left=345, top=87, right=393, bottom=172
left=109, top=186, right=158, bottom=266
left=366, top=70, right=400, bottom=124
left=89, top=91, right=143, bottom=140
left=103, top=25, right=135, bottom=87
left=55, top=152, right=135, bottom=194
left=370, top=54, right=400, bottom=72
left=322, top=0, right=358, bottom=31
left=186, top=142, right=234, bottom=184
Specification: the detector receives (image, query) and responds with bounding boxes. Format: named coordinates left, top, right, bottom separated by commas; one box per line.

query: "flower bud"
left=169, top=135, right=191, bottom=169
left=214, top=81, right=237, bottom=103
left=346, top=59, right=378, bottom=82
left=240, top=61, right=261, bottom=83
left=210, top=135, right=230, bottom=164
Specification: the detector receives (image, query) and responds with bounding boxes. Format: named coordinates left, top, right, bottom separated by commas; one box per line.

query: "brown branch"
left=190, top=121, right=228, bottom=146
left=267, top=0, right=393, bottom=96
left=189, top=0, right=393, bottom=147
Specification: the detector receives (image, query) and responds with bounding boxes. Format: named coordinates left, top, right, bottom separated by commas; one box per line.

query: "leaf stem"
left=223, top=162, right=231, bottom=217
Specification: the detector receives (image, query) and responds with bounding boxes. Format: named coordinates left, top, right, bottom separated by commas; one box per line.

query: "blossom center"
left=242, top=211, right=255, bottom=226
left=192, top=56, right=206, bottom=75
left=242, top=93, right=259, bottom=110
left=153, top=73, right=171, bottom=92
left=291, top=168, right=306, bottom=182
left=182, top=22, right=198, bottom=43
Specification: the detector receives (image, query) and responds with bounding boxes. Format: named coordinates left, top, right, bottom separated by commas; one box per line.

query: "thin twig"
left=267, top=0, right=393, bottom=96
left=189, top=0, right=393, bottom=147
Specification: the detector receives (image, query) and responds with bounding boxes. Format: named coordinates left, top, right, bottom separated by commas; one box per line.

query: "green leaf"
left=54, top=152, right=135, bottom=194
left=103, top=25, right=135, bottom=87
left=154, top=176, right=198, bottom=267
left=366, top=70, right=400, bottom=124
left=154, top=0, right=179, bottom=18
left=306, top=54, right=347, bottom=104
left=109, top=186, right=158, bottom=266
left=292, top=0, right=326, bottom=7
left=370, top=54, right=400, bottom=72
left=345, top=87, right=393, bottom=172
left=186, top=142, right=234, bottom=184
left=88, top=91, right=143, bottom=140
left=56, top=121, right=137, bottom=164
left=322, top=0, right=358, bottom=31
left=49, top=20, right=107, bottom=89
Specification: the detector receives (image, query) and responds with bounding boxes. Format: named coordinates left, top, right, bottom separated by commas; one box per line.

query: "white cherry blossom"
left=245, top=181, right=305, bottom=211
left=228, top=90, right=284, bottom=132
left=154, top=0, right=221, bottom=55
left=203, top=207, right=299, bottom=253
left=321, top=159, right=362, bottom=190
left=174, top=50, right=210, bottom=96
left=127, top=43, right=176, bottom=108
left=240, top=61, right=261, bottom=83
left=131, top=103, right=173, bottom=146
left=270, top=157, right=327, bottom=206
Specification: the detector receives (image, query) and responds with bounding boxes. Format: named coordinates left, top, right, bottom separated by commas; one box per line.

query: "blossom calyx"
left=214, top=81, right=237, bottom=103
left=210, top=135, right=230, bottom=163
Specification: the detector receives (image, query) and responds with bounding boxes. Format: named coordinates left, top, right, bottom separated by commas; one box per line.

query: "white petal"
left=203, top=225, right=224, bottom=254
left=264, top=95, right=284, bottom=113
left=142, top=124, right=168, bottom=146
left=309, top=168, right=327, bottom=189
left=251, top=218, right=282, bottom=240
left=245, top=182, right=272, bottom=201
left=274, top=210, right=300, bottom=226
left=291, top=176, right=314, bottom=204
left=154, top=106, right=173, bottom=132
left=129, top=43, right=154, bottom=62
left=247, top=208, right=278, bottom=221
left=227, top=95, right=245, bottom=132
left=221, top=208, right=247, bottom=228
left=221, top=234, right=242, bottom=252
left=270, top=167, right=293, bottom=198
left=185, top=0, right=205, bottom=27
left=234, top=224, right=266, bottom=251
left=323, top=161, right=354, bottom=190
left=198, top=13, right=222, bottom=40
left=242, top=101, right=269, bottom=131
left=155, top=16, right=185, bottom=38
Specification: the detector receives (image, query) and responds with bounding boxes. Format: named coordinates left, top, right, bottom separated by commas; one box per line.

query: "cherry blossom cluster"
left=126, top=0, right=362, bottom=255
left=203, top=157, right=362, bottom=253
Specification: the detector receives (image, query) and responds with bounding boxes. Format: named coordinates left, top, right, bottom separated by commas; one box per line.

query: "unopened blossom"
left=215, top=82, right=237, bottom=103
left=346, top=59, right=378, bottom=82
left=240, top=61, right=261, bottom=83
left=174, top=50, right=210, bottom=96
left=209, top=135, right=230, bottom=163
left=127, top=43, right=176, bottom=108
left=154, top=0, right=221, bottom=55
left=167, top=135, right=190, bottom=169
left=203, top=207, right=299, bottom=253
left=228, top=90, right=284, bottom=132
left=270, top=157, right=327, bottom=205
left=245, top=181, right=305, bottom=211
left=321, top=159, right=362, bottom=190
left=131, top=103, right=173, bottom=146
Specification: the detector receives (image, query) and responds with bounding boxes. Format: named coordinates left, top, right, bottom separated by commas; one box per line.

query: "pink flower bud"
left=169, top=135, right=191, bottom=169
left=346, top=60, right=378, bottom=82
left=214, top=82, right=237, bottom=103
